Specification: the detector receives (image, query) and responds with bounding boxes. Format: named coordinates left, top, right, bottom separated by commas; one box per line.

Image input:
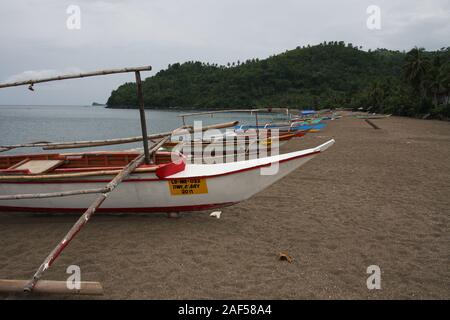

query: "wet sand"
left=0, top=116, right=449, bottom=299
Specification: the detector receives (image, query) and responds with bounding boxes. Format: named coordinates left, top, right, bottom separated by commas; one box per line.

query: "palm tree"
left=427, top=57, right=443, bottom=107
left=402, top=47, right=429, bottom=97
left=367, top=81, right=385, bottom=112
left=442, top=63, right=450, bottom=106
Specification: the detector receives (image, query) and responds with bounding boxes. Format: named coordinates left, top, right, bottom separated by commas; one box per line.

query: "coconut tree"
left=402, top=47, right=429, bottom=97
left=439, top=62, right=450, bottom=106
left=367, top=81, right=385, bottom=112
left=426, top=56, right=440, bottom=106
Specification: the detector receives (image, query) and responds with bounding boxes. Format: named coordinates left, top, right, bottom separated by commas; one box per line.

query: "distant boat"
left=235, top=122, right=326, bottom=133
left=92, top=102, right=106, bottom=106
left=160, top=131, right=306, bottom=163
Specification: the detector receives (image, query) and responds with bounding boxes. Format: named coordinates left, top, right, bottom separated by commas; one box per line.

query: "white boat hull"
left=0, top=140, right=334, bottom=213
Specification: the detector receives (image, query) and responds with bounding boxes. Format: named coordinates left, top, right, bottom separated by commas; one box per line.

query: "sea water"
left=0, top=105, right=285, bottom=154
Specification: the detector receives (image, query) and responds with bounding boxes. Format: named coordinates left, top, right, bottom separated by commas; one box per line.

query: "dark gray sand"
left=1, top=116, right=449, bottom=299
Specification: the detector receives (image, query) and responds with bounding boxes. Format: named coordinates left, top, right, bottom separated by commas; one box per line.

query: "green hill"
left=107, top=42, right=450, bottom=119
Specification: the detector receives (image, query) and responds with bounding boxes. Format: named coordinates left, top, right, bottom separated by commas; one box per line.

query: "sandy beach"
left=0, top=116, right=449, bottom=299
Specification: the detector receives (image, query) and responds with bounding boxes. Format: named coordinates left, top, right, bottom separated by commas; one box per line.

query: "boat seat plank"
left=12, top=159, right=64, bottom=174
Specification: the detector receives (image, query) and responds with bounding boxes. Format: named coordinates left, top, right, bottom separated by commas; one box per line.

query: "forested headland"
left=107, top=42, right=450, bottom=119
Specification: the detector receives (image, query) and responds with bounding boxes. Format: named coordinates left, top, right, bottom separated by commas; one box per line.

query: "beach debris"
left=167, top=212, right=181, bottom=219
left=278, top=252, right=293, bottom=263
left=210, top=211, right=222, bottom=219
left=364, top=119, right=380, bottom=129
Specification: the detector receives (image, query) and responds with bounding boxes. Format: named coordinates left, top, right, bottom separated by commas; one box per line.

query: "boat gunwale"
left=0, top=148, right=323, bottom=184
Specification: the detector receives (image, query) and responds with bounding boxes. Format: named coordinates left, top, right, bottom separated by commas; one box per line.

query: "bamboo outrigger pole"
left=0, top=66, right=152, bottom=89
left=22, top=136, right=170, bottom=293
left=0, top=187, right=109, bottom=200
left=177, top=108, right=295, bottom=118
left=0, top=279, right=103, bottom=295
left=0, top=121, right=239, bottom=152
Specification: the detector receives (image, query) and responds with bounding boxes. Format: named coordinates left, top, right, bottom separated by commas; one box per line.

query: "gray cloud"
left=0, top=0, right=448, bottom=105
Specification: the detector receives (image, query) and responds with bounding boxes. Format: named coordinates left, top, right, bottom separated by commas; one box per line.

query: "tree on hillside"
left=427, top=56, right=445, bottom=107
left=402, top=47, right=429, bottom=97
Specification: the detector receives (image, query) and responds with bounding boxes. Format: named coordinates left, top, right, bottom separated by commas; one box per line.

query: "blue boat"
left=300, top=110, right=317, bottom=116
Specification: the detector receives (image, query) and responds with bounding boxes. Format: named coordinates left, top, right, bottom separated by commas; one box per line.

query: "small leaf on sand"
left=278, top=252, right=293, bottom=263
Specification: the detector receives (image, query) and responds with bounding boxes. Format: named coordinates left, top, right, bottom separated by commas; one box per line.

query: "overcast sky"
left=0, top=0, right=448, bottom=105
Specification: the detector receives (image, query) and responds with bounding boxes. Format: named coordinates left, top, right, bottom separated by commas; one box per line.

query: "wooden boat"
left=0, top=140, right=334, bottom=213
left=163, top=131, right=305, bottom=158
left=291, top=118, right=323, bottom=124
left=269, top=118, right=323, bottom=127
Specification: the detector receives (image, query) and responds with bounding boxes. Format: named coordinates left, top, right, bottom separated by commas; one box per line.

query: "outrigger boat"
left=265, top=118, right=323, bottom=128
left=0, top=139, right=334, bottom=213
left=161, top=130, right=306, bottom=162
left=235, top=122, right=326, bottom=133
left=0, top=66, right=334, bottom=295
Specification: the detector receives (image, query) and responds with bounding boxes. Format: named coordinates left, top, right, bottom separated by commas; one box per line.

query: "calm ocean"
left=0, top=105, right=285, bottom=154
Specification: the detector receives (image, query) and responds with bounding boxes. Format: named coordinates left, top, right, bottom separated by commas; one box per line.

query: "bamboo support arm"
left=0, top=168, right=147, bottom=181
left=0, top=66, right=152, bottom=89
left=178, top=109, right=294, bottom=118
left=0, top=166, right=159, bottom=181
left=0, top=187, right=109, bottom=200
left=0, top=121, right=238, bottom=152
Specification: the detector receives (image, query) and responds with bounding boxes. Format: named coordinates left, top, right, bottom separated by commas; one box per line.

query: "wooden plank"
left=13, top=159, right=64, bottom=174
left=0, top=279, right=103, bottom=295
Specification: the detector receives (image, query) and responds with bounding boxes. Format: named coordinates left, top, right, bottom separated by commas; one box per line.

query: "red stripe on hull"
left=0, top=202, right=238, bottom=214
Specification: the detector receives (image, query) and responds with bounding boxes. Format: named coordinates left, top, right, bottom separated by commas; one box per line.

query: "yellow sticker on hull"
left=169, top=178, right=208, bottom=196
